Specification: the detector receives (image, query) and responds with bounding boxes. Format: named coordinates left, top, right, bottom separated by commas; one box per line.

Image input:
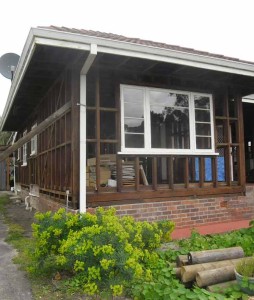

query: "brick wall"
left=108, top=187, right=254, bottom=228
left=19, top=185, right=254, bottom=229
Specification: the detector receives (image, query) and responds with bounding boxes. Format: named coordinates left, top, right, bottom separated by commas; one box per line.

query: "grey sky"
left=1, top=0, right=254, bottom=117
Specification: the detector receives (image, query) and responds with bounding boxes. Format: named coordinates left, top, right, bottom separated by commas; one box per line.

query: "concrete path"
left=0, top=213, right=33, bottom=300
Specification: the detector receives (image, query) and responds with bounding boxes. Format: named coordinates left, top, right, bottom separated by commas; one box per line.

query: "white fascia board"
left=32, top=27, right=254, bottom=77
left=0, top=29, right=36, bottom=130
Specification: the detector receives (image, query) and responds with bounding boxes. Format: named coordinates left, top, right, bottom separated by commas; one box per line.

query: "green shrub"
left=30, top=207, right=174, bottom=297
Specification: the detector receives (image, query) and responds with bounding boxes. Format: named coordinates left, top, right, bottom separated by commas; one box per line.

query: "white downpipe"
left=79, top=44, right=97, bottom=213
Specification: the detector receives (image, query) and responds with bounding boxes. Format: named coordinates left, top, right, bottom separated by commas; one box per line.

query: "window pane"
left=194, top=96, right=210, bottom=109
left=124, top=118, right=144, bottom=133
left=151, top=107, right=190, bottom=149
left=124, top=102, right=144, bottom=118
left=125, top=134, right=144, bottom=148
left=195, top=110, right=211, bottom=122
left=196, top=137, right=211, bottom=149
left=150, top=91, right=189, bottom=107
left=123, top=87, right=143, bottom=103
left=196, top=123, right=211, bottom=136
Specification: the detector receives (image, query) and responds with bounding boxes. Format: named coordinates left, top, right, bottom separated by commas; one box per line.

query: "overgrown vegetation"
left=1, top=193, right=254, bottom=299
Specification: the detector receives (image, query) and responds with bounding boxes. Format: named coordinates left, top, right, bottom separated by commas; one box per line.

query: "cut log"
left=176, top=255, right=189, bottom=267
left=181, top=257, right=243, bottom=283
left=173, top=267, right=181, bottom=279
left=196, top=265, right=235, bottom=287
left=207, top=280, right=238, bottom=293
left=188, top=247, right=244, bottom=264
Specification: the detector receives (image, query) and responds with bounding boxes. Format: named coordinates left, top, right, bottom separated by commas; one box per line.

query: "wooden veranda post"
left=71, top=67, right=80, bottom=209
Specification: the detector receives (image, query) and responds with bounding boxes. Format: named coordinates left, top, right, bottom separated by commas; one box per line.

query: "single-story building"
left=1, top=26, right=254, bottom=227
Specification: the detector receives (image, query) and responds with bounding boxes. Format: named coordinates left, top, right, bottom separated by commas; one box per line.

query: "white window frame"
left=30, top=123, right=37, bottom=156
left=120, top=84, right=216, bottom=155
left=22, top=130, right=27, bottom=166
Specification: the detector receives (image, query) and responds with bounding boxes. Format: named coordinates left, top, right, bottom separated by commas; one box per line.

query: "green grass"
left=0, top=194, right=9, bottom=214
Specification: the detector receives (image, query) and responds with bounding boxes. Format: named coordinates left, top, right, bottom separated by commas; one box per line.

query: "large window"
left=121, top=85, right=215, bottom=154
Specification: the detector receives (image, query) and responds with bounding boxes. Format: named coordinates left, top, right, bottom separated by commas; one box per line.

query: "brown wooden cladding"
left=16, top=70, right=74, bottom=206
left=15, top=57, right=247, bottom=210
left=86, top=66, right=246, bottom=208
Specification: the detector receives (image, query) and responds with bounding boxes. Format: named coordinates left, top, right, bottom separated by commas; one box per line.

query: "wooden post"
left=152, top=157, right=158, bottom=190
left=184, top=157, right=189, bottom=189
left=236, top=94, right=246, bottom=188
left=71, top=68, right=80, bottom=209
left=135, top=156, right=140, bottom=191
left=199, top=157, right=204, bottom=188
left=212, top=156, right=218, bottom=188
left=168, top=156, right=174, bottom=190
left=95, top=69, right=101, bottom=192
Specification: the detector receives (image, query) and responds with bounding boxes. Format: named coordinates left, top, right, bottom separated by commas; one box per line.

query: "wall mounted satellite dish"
left=0, top=53, right=20, bottom=80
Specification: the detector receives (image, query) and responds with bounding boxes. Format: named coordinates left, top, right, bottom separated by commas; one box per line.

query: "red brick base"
left=109, top=186, right=254, bottom=228
left=19, top=185, right=254, bottom=229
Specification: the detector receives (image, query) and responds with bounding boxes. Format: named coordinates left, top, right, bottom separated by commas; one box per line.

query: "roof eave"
left=2, top=27, right=254, bottom=130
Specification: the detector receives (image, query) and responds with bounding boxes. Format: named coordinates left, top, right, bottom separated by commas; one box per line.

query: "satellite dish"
left=0, top=53, right=20, bottom=80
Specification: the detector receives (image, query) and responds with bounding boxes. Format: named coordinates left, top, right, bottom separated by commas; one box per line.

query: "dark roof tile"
left=38, top=26, right=253, bottom=65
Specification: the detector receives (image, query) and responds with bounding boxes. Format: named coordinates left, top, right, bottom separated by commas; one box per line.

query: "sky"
left=0, top=0, right=254, bottom=117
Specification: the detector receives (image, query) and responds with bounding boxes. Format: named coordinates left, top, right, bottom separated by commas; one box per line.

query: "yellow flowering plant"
left=30, top=207, right=175, bottom=297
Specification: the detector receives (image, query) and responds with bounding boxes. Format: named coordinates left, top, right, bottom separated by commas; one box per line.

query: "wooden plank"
left=95, top=70, right=101, bottom=192
left=71, top=68, right=80, bottom=209
left=212, top=156, right=218, bottom=188
left=135, top=157, right=140, bottom=191
left=116, top=156, right=122, bottom=192
left=184, top=157, right=189, bottom=189
left=199, top=157, right=204, bottom=188
left=152, top=157, right=158, bottom=190
left=87, top=184, right=244, bottom=204
left=236, top=94, right=246, bottom=187
left=168, top=156, right=174, bottom=190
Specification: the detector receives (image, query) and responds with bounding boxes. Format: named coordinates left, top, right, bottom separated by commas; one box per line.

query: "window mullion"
left=189, top=93, right=196, bottom=152
left=145, top=88, right=151, bottom=150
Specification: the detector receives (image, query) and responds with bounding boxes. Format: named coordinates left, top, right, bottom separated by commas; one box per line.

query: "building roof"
left=39, top=26, right=254, bottom=66
left=2, top=26, right=254, bottom=131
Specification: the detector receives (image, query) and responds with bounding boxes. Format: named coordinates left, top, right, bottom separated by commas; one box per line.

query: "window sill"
left=118, top=151, right=219, bottom=156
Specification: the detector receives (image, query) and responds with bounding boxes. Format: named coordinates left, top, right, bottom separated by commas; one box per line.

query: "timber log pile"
left=174, top=247, right=245, bottom=294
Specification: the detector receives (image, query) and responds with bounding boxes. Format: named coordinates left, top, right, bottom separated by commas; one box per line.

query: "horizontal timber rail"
left=87, top=153, right=243, bottom=205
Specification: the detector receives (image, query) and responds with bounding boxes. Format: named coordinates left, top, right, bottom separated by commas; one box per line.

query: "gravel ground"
left=0, top=192, right=33, bottom=300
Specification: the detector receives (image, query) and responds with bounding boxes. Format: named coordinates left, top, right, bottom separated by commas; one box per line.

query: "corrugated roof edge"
left=38, top=25, right=254, bottom=65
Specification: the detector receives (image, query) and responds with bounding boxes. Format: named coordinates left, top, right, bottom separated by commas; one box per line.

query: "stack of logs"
left=174, top=247, right=245, bottom=294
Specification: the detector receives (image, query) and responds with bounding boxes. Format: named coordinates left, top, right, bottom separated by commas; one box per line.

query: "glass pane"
left=150, top=91, right=189, bottom=107
left=194, top=96, right=210, bottom=109
left=196, top=123, right=211, bottom=136
left=195, top=110, right=211, bottom=122
left=196, top=137, right=212, bottom=149
left=123, top=87, right=143, bottom=103
left=124, top=102, right=144, bottom=118
left=125, top=134, right=144, bottom=148
left=100, top=112, right=116, bottom=139
left=151, top=107, right=190, bottom=149
left=124, top=118, right=144, bottom=133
